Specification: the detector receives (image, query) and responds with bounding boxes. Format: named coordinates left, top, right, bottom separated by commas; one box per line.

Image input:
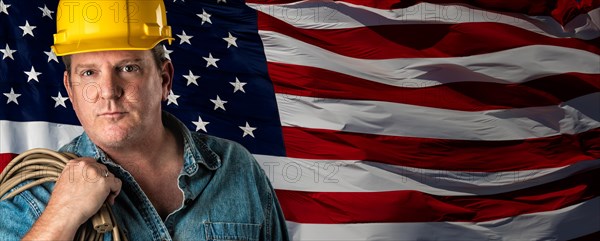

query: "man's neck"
left=100, top=124, right=182, bottom=170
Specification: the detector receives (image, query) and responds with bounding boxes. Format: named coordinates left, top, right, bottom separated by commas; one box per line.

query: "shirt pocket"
left=204, top=222, right=261, bottom=241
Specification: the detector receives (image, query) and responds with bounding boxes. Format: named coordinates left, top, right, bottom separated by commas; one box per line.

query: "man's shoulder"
left=188, top=132, right=261, bottom=169
left=190, top=131, right=249, bottom=155
left=57, top=132, right=99, bottom=159
left=57, top=134, right=84, bottom=153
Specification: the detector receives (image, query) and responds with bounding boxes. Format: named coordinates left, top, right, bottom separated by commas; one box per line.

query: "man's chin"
left=86, top=122, right=141, bottom=148
left=93, top=131, right=133, bottom=149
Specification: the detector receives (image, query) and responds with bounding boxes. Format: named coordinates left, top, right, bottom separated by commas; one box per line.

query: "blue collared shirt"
left=0, top=112, right=289, bottom=241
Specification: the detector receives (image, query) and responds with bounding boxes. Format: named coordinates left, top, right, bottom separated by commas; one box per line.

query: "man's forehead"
left=71, top=50, right=152, bottom=65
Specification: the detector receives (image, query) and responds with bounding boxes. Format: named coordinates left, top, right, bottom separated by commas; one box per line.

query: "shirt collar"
left=72, top=111, right=222, bottom=174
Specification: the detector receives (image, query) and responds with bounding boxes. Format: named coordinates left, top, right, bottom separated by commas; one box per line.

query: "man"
left=0, top=1, right=289, bottom=240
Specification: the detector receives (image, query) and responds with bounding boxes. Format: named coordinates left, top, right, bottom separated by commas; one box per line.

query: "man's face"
left=64, top=50, right=172, bottom=149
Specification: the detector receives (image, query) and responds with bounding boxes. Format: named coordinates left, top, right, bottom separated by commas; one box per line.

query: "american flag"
left=1, top=0, right=599, bottom=240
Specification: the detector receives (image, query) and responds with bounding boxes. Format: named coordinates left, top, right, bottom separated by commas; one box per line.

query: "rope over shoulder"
left=0, top=148, right=127, bottom=241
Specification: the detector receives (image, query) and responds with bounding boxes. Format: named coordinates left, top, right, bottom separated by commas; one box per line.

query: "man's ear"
left=63, top=71, right=73, bottom=99
left=161, top=61, right=175, bottom=101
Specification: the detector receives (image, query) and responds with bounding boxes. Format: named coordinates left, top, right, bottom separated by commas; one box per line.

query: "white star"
left=19, top=20, right=37, bottom=37
left=239, top=122, right=257, bottom=138
left=177, top=30, right=193, bottom=45
left=167, top=90, right=180, bottom=106
left=203, top=53, right=219, bottom=68
left=210, top=95, right=227, bottom=111
left=197, top=9, right=212, bottom=25
left=192, top=116, right=210, bottom=132
left=223, top=32, right=238, bottom=48
left=163, top=45, right=173, bottom=60
left=217, top=0, right=227, bottom=3
left=0, top=44, right=16, bottom=60
left=44, top=48, right=59, bottom=63
left=0, top=0, right=10, bottom=15
left=24, top=66, right=42, bottom=82
left=39, top=5, right=54, bottom=19
left=183, top=70, right=200, bottom=86
left=51, top=92, right=69, bottom=108
left=229, top=77, right=247, bottom=93
left=3, top=88, right=21, bottom=105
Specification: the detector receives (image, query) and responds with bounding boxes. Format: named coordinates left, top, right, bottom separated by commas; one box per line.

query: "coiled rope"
left=0, top=148, right=127, bottom=241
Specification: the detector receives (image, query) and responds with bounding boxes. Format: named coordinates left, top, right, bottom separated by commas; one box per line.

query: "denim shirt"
left=0, top=112, right=289, bottom=241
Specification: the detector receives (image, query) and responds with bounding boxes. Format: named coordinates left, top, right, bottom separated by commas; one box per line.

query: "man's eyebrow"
left=73, top=58, right=144, bottom=72
left=73, top=63, right=98, bottom=72
left=115, top=58, right=144, bottom=66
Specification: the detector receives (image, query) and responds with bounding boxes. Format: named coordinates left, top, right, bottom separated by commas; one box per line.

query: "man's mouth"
left=99, top=112, right=127, bottom=117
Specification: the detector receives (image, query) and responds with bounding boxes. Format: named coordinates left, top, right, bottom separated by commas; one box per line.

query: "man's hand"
left=50, top=158, right=122, bottom=223
left=23, top=157, right=122, bottom=240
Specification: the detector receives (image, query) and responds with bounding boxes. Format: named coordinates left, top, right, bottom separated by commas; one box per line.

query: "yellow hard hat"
left=51, top=0, right=174, bottom=56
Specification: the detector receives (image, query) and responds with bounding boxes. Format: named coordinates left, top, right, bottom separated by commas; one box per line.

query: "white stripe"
left=255, top=155, right=600, bottom=196
left=0, top=121, right=83, bottom=154
left=2, top=120, right=596, bottom=196
left=276, top=92, right=600, bottom=140
left=564, top=7, right=600, bottom=40
left=249, top=2, right=600, bottom=40
left=259, top=31, right=600, bottom=87
left=285, top=197, right=600, bottom=241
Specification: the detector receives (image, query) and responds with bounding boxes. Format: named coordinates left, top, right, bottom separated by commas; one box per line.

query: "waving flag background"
left=1, top=0, right=599, bottom=240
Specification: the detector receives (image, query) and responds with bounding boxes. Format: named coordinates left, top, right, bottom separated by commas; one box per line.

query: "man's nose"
left=99, top=73, right=123, bottom=100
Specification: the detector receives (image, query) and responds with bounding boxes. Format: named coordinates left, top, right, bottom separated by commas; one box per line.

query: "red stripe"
left=247, top=0, right=558, bottom=13
left=0, top=153, right=17, bottom=173
left=276, top=168, right=600, bottom=223
left=282, top=127, right=600, bottom=172
left=249, top=0, right=600, bottom=24
left=257, top=11, right=600, bottom=59
left=248, top=0, right=406, bottom=9
left=270, top=62, right=600, bottom=111
left=389, top=0, right=600, bottom=25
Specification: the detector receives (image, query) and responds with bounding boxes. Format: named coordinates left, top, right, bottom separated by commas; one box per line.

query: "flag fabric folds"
left=1, top=0, right=599, bottom=240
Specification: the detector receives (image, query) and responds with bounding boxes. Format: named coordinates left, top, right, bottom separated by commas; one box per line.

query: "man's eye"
left=121, top=65, right=139, bottom=72
left=81, top=70, right=94, bottom=76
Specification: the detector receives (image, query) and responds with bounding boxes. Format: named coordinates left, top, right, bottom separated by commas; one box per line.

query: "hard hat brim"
left=52, top=37, right=174, bottom=57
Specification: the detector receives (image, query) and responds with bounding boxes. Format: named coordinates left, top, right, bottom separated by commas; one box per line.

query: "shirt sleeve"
left=264, top=177, right=290, bottom=241
left=240, top=145, right=290, bottom=241
left=0, top=182, right=51, bottom=239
